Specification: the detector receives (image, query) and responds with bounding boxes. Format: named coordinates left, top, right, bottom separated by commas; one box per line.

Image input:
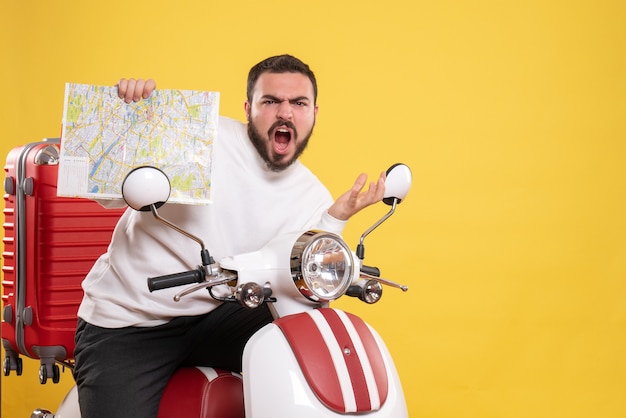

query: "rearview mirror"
left=383, top=163, right=412, bottom=205
left=121, top=166, right=171, bottom=211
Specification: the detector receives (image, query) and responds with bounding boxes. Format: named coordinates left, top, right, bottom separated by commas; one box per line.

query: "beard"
left=247, top=119, right=314, bottom=172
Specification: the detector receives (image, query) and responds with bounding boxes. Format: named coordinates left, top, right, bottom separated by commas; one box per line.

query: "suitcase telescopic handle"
left=147, top=267, right=206, bottom=292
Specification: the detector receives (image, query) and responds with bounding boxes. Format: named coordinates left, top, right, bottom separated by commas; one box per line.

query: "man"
left=73, top=54, right=385, bottom=417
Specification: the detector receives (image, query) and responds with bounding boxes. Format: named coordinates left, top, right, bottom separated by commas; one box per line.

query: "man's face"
left=245, top=72, right=318, bottom=171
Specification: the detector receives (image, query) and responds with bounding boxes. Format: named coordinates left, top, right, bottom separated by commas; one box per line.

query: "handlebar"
left=360, top=265, right=380, bottom=277
left=147, top=267, right=206, bottom=292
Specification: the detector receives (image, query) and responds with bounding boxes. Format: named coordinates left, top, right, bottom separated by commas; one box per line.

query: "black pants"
left=73, top=303, right=273, bottom=418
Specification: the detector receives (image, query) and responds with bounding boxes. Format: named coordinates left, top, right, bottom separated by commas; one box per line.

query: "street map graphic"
left=58, top=83, right=219, bottom=204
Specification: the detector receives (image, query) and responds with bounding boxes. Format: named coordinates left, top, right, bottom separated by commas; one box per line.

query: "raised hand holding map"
left=58, top=83, right=219, bottom=205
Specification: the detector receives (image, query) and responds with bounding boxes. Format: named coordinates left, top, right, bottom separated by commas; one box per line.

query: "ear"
left=244, top=101, right=251, bottom=121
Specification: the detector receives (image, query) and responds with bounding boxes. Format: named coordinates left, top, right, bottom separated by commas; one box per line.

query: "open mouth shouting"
left=272, top=122, right=296, bottom=155
left=248, top=118, right=313, bottom=172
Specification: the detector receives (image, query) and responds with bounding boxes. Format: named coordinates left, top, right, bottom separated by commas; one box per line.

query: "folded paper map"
left=58, top=83, right=219, bottom=205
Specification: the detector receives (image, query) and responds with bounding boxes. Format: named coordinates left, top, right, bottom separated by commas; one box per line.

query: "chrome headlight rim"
left=290, top=230, right=355, bottom=303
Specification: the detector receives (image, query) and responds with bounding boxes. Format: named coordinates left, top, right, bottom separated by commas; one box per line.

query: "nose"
left=277, top=100, right=293, bottom=120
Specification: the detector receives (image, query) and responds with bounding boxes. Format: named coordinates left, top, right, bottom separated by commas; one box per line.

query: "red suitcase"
left=2, top=138, right=124, bottom=383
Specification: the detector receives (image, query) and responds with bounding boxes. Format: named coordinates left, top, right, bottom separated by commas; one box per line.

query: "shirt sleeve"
left=316, top=210, right=347, bottom=235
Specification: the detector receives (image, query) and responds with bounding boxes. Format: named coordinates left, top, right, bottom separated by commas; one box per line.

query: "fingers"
left=350, top=173, right=368, bottom=195
left=372, top=171, right=386, bottom=201
left=346, top=172, right=386, bottom=210
left=116, top=78, right=157, bottom=103
left=327, top=171, right=386, bottom=221
left=353, top=172, right=385, bottom=205
left=116, top=79, right=127, bottom=99
left=143, top=79, right=156, bottom=98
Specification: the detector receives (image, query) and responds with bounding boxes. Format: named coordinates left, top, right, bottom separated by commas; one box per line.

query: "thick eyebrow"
left=261, top=94, right=311, bottom=104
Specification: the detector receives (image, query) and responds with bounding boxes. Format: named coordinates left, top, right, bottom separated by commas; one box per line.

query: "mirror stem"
left=149, top=204, right=215, bottom=271
left=356, top=198, right=398, bottom=260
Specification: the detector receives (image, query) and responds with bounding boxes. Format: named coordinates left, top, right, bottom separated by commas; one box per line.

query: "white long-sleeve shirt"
left=77, top=116, right=345, bottom=327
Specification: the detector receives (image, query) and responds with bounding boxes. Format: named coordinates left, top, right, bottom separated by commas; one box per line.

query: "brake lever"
left=360, top=272, right=409, bottom=292
left=173, top=271, right=238, bottom=302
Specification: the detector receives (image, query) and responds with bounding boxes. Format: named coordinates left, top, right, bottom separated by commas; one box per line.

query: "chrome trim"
left=290, top=230, right=355, bottom=302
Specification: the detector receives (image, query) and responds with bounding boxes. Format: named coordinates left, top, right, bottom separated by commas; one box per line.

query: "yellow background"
left=2, top=0, right=625, bottom=417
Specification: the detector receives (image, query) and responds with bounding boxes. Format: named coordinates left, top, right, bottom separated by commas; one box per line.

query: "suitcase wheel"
left=39, top=363, right=60, bottom=384
left=3, top=355, right=23, bottom=376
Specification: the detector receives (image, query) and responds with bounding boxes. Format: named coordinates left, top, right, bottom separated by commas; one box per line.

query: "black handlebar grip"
left=147, top=267, right=206, bottom=292
left=360, top=265, right=380, bottom=277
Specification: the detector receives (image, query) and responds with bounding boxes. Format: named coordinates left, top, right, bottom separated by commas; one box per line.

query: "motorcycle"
left=33, top=162, right=412, bottom=418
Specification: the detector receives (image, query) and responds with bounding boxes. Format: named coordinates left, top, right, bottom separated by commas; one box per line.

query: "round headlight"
left=290, top=231, right=355, bottom=302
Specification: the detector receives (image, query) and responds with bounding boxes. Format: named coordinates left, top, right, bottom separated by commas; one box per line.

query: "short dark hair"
left=246, top=54, right=318, bottom=104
